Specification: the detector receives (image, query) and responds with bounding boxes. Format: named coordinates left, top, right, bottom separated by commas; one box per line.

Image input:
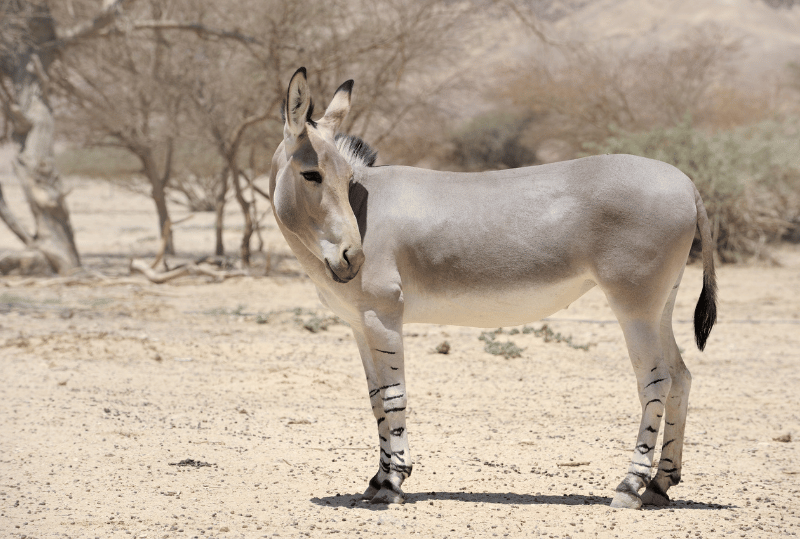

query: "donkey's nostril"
left=342, top=249, right=351, bottom=266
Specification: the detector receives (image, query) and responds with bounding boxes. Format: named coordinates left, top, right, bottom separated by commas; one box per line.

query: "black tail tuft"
left=693, top=273, right=717, bottom=351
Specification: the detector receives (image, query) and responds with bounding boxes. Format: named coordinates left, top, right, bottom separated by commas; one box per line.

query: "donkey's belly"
left=402, top=275, right=597, bottom=328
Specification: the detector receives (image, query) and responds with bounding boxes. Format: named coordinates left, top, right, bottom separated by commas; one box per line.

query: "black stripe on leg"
left=660, top=467, right=678, bottom=474
left=390, top=464, right=413, bottom=477
left=383, top=394, right=404, bottom=402
left=632, top=471, right=650, bottom=485
left=377, top=417, right=385, bottom=425
left=381, top=448, right=392, bottom=459
left=645, top=399, right=663, bottom=409
left=390, top=427, right=405, bottom=437
left=380, top=461, right=390, bottom=473
left=375, top=349, right=396, bottom=355
left=665, top=421, right=675, bottom=426
left=644, top=425, right=657, bottom=433
left=369, top=389, right=380, bottom=397
left=379, top=383, right=401, bottom=390
left=380, top=435, right=387, bottom=442
left=385, top=406, right=406, bottom=413
left=662, top=439, right=675, bottom=450
left=645, top=378, right=666, bottom=388
left=637, top=443, right=654, bottom=454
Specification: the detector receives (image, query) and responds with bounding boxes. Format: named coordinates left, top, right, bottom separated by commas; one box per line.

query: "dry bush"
left=448, top=111, right=537, bottom=171
left=485, top=25, right=775, bottom=165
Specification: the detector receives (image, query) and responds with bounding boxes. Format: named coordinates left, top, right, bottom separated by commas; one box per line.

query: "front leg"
left=352, top=331, right=391, bottom=500
left=357, top=308, right=411, bottom=504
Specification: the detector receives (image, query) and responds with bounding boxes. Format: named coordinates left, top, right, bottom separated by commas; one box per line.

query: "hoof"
left=361, top=475, right=382, bottom=500
left=362, top=485, right=380, bottom=500
left=610, top=490, right=643, bottom=509
left=369, top=482, right=406, bottom=504
left=641, top=485, right=670, bottom=506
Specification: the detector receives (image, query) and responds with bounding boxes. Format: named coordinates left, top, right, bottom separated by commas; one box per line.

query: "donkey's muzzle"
left=325, top=245, right=364, bottom=284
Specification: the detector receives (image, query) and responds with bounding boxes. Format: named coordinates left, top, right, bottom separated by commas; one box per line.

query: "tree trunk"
left=230, top=162, right=252, bottom=266
left=0, top=182, right=34, bottom=247
left=1, top=2, right=81, bottom=274
left=152, top=184, right=174, bottom=255
left=140, top=148, right=175, bottom=255
left=11, top=80, right=81, bottom=273
left=214, top=166, right=229, bottom=256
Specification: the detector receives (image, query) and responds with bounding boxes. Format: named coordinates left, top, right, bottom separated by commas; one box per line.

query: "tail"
left=692, top=183, right=717, bottom=351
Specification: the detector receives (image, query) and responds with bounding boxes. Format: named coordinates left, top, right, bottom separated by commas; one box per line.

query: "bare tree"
left=4, top=0, right=469, bottom=270
left=50, top=0, right=202, bottom=255
left=0, top=0, right=145, bottom=274
left=171, top=0, right=470, bottom=261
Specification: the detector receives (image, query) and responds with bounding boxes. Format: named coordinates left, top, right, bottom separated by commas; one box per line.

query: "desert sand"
left=1, top=175, right=799, bottom=539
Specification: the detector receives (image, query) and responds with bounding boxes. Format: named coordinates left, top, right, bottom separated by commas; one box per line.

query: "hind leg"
left=642, top=270, right=691, bottom=506
left=608, top=314, right=673, bottom=509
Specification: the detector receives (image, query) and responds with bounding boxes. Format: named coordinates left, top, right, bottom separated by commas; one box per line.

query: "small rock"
left=219, top=527, right=229, bottom=532
left=773, top=433, right=792, bottom=443
left=435, top=341, right=450, bottom=354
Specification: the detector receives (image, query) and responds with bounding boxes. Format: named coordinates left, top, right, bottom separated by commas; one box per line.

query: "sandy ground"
left=1, top=174, right=800, bottom=539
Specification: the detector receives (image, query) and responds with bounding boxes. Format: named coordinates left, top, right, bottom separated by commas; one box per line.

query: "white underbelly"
left=402, top=276, right=597, bottom=328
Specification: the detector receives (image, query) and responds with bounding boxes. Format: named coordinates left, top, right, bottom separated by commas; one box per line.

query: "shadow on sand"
left=311, top=490, right=734, bottom=511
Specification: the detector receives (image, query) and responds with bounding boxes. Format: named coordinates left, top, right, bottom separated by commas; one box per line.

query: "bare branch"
left=128, top=20, right=261, bottom=46
left=52, top=0, right=139, bottom=48
left=494, top=0, right=554, bottom=46
left=230, top=109, right=275, bottom=150
left=249, top=181, right=270, bottom=201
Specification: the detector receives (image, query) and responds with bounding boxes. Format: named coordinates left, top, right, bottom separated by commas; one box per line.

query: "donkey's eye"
left=300, top=171, right=323, bottom=184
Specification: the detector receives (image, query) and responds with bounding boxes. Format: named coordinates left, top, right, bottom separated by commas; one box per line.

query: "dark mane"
left=335, top=133, right=378, bottom=168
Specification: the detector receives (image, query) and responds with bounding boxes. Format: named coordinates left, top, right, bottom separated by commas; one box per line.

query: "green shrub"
left=478, top=330, right=524, bottom=359
left=585, top=119, right=800, bottom=262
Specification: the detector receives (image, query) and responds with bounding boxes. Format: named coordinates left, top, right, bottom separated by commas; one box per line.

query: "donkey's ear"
left=284, top=67, right=312, bottom=138
left=318, top=80, right=354, bottom=132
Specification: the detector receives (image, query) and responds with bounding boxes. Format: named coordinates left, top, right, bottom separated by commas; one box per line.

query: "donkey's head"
left=273, top=68, right=365, bottom=284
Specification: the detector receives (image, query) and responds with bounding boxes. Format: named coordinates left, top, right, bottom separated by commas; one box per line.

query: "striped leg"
left=610, top=317, right=672, bottom=509
left=353, top=331, right=391, bottom=500
left=642, top=273, right=691, bottom=506
left=357, top=309, right=411, bottom=504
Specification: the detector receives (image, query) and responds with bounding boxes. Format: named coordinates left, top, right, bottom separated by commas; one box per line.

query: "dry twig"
left=129, top=259, right=245, bottom=284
